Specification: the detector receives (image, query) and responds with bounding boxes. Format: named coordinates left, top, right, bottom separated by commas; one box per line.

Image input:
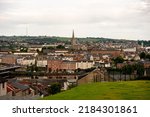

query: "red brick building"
left=47, top=60, right=63, bottom=71
left=61, top=61, right=76, bottom=70
left=1, top=55, right=17, bottom=65
left=47, top=60, right=76, bottom=72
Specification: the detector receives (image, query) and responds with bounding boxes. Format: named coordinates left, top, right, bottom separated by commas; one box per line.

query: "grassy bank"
left=42, top=80, right=150, bottom=100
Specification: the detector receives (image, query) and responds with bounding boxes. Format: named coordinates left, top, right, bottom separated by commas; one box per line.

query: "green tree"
left=123, top=64, right=134, bottom=80
left=48, top=83, right=61, bottom=95
left=133, top=64, right=144, bottom=79
left=112, top=56, right=124, bottom=65
left=41, top=47, right=46, bottom=53
left=139, top=52, right=146, bottom=59
left=36, top=49, right=40, bottom=53
left=26, top=65, right=30, bottom=71
left=146, top=54, right=150, bottom=60
left=56, top=45, right=65, bottom=49
left=136, top=64, right=144, bottom=78
left=47, top=46, right=55, bottom=50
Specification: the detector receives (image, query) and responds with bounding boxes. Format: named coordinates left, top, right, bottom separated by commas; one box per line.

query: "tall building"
left=71, top=30, right=77, bottom=46
left=71, top=30, right=79, bottom=50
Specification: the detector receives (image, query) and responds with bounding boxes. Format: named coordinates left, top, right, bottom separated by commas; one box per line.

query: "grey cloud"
left=0, top=0, right=20, bottom=14
left=0, top=2, right=12, bottom=12
left=140, top=0, right=150, bottom=13
left=143, top=0, right=150, bottom=6
left=0, top=0, right=149, bottom=40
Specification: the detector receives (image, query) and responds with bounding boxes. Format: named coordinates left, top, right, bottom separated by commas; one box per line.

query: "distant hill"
left=42, top=80, right=150, bottom=100
left=0, top=36, right=137, bottom=43
left=1, top=36, right=150, bottom=46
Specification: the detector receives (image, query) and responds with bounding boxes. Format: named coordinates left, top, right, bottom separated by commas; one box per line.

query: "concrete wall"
left=78, top=68, right=108, bottom=85
left=78, top=72, right=94, bottom=85
left=0, top=82, right=7, bottom=96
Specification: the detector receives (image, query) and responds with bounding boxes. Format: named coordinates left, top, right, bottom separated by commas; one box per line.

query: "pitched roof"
left=10, top=82, right=29, bottom=91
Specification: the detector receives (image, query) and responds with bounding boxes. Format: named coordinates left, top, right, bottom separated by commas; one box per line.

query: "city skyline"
left=0, top=0, right=150, bottom=40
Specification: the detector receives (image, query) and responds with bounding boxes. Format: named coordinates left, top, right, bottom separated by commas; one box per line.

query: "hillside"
left=42, top=80, right=150, bottom=100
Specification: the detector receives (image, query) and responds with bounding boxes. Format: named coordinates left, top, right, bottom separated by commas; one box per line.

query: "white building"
left=145, top=47, right=150, bottom=53
left=102, top=55, right=110, bottom=59
left=76, top=61, right=95, bottom=69
left=62, top=56, right=74, bottom=61
left=123, top=47, right=136, bottom=53
left=48, top=50, right=68, bottom=56
left=64, top=79, right=77, bottom=90
left=90, top=55, right=94, bottom=61
left=28, top=47, right=42, bottom=52
left=133, top=55, right=140, bottom=61
left=14, top=52, right=38, bottom=57
left=104, top=63, right=111, bottom=68
left=37, top=60, right=47, bottom=67
left=22, top=59, right=35, bottom=66
left=16, top=58, right=24, bottom=65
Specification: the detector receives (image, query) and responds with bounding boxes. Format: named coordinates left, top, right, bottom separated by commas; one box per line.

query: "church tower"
left=70, top=30, right=81, bottom=50
left=71, top=30, right=77, bottom=46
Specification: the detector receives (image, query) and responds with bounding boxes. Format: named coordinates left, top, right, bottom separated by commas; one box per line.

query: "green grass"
left=42, top=80, right=150, bottom=100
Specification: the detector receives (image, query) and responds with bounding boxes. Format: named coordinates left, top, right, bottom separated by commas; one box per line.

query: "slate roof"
left=10, top=82, right=29, bottom=91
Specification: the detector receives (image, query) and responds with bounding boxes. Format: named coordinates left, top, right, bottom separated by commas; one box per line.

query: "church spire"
left=71, top=30, right=79, bottom=50
left=72, top=30, right=75, bottom=39
left=71, top=30, right=76, bottom=46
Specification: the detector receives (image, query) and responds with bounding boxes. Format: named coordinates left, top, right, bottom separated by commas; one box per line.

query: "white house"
left=16, top=58, right=24, bottom=65
left=64, top=79, right=77, bottom=90
left=62, top=56, right=74, bottom=61
left=102, top=55, right=110, bottom=59
left=145, top=47, right=150, bottom=53
left=133, top=55, right=140, bottom=61
left=37, top=60, right=47, bottom=67
left=123, top=47, right=136, bottom=53
left=14, top=52, right=38, bottom=57
left=90, top=55, right=94, bottom=61
left=76, top=61, right=95, bottom=69
left=22, top=58, right=35, bottom=66
left=28, top=47, right=42, bottom=52
left=104, top=63, right=111, bottom=68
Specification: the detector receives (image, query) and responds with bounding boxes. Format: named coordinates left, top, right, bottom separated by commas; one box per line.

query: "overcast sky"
left=0, top=0, right=150, bottom=40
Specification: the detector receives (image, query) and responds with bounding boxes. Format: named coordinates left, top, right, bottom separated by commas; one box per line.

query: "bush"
left=48, top=83, right=61, bottom=95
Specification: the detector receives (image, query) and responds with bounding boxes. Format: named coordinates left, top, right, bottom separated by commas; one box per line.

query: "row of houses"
left=47, top=60, right=94, bottom=72
left=0, top=79, right=33, bottom=97
left=0, top=55, right=95, bottom=72
left=0, top=48, right=142, bottom=72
